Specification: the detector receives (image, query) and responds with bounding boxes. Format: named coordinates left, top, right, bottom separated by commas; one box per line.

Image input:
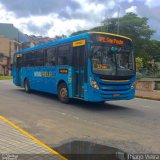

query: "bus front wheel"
left=58, top=83, right=70, bottom=103
left=24, top=79, right=31, bottom=93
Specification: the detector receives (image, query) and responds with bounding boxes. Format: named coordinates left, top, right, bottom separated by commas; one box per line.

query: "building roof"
left=0, top=23, right=28, bottom=43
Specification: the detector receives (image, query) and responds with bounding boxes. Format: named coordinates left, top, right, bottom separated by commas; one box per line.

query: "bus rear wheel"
left=58, top=83, right=69, bottom=103
left=24, top=79, right=31, bottom=93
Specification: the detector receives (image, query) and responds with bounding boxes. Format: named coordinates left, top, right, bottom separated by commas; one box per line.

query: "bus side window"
left=58, top=45, right=71, bottom=66
left=45, top=48, right=56, bottom=66
left=35, top=50, right=44, bottom=66
left=22, top=52, right=35, bottom=67
left=21, top=54, right=25, bottom=67
left=28, top=52, right=35, bottom=67
left=30, top=52, right=36, bottom=67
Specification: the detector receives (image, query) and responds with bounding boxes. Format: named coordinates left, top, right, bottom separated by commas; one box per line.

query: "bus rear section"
left=12, top=53, right=22, bottom=86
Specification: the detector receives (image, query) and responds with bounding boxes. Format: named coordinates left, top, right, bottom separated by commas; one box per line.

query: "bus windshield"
left=91, top=45, right=135, bottom=76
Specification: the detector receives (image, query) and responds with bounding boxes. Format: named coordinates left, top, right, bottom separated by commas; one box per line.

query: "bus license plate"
left=112, top=94, right=120, bottom=97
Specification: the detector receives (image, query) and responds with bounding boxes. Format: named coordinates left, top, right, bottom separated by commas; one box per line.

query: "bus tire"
left=58, top=82, right=70, bottom=103
left=24, top=79, right=31, bottom=93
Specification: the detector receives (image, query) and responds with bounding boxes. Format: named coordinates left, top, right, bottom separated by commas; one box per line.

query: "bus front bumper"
left=86, top=87, right=135, bottom=102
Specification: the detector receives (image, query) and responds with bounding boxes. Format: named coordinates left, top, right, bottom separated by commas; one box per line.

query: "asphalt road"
left=0, top=80, right=160, bottom=153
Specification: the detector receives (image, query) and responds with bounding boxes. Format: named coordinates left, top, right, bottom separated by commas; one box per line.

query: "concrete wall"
left=136, top=78, right=160, bottom=91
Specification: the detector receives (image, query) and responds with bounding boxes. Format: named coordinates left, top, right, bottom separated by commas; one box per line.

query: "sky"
left=0, top=0, right=159, bottom=40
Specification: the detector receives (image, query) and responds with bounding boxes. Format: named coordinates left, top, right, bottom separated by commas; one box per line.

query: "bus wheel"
left=58, top=83, right=69, bottom=103
left=24, top=79, right=31, bottom=93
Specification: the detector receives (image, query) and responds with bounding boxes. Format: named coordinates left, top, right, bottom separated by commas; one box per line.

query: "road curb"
left=136, top=96, right=160, bottom=101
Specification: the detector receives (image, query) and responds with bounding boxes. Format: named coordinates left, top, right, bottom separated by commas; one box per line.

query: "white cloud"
left=0, top=3, right=94, bottom=37
left=145, top=0, right=160, bottom=7
left=75, top=0, right=106, bottom=25
left=107, top=1, right=116, bottom=9
left=0, top=4, right=15, bottom=22
left=48, top=19, right=89, bottom=37
left=0, top=0, right=159, bottom=40
left=0, top=1, right=106, bottom=37
left=125, top=6, right=137, bottom=13
left=112, top=12, right=118, bottom=18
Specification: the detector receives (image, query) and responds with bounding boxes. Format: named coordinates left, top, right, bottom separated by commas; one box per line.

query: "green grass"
left=0, top=76, right=12, bottom=80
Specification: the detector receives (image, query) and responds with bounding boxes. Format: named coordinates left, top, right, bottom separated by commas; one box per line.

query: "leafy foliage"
left=0, top=76, right=12, bottom=80
left=70, top=30, right=89, bottom=36
left=136, top=57, right=143, bottom=72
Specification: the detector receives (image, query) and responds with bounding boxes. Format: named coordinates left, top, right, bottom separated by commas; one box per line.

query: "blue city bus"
left=12, top=32, right=136, bottom=103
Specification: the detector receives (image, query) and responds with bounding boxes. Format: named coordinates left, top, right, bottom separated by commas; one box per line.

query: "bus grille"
left=98, top=82, right=133, bottom=99
left=99, top=83, right=131, bottom=91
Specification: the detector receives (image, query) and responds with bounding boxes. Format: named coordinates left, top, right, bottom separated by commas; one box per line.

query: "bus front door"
left=73, top=46, right=85, bottom=98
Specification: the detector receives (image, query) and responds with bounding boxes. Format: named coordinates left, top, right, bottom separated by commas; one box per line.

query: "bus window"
left=45, top=48, right=56, bottom=66
left=58, top=45, right=71, bottom=65
left=35, top=50, right=44, bottom=67
left=28, top=52, right=35, bottom=67
left=22, top=52, right=35, bottom=67
left=21, top=54, right=26, bottom=67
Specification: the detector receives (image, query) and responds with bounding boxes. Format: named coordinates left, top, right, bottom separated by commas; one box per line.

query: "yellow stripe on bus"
left=89, top=32, right=132, bottom=41
left=101, top=79, right=129, bottom=82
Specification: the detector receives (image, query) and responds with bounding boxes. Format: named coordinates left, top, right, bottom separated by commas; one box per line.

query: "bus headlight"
left=131, top=82, right=136, bottom=89
left=90, top=78, right=99, bottom=90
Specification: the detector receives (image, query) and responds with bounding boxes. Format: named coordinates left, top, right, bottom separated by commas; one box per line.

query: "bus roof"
left=15, top=32, right=89, bottom=54
left=15, top=32, right=132, bottom=54
left=89, top=32, right=132, bottom=41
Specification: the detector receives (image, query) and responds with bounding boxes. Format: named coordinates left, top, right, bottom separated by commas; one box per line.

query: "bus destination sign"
left=73, top=39, right=86, bottom=47
left=98, top=36, right=124, bottom=45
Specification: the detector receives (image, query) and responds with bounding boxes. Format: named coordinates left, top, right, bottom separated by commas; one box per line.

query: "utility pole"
left=105, top=14, right=109, bottom=32
left=117, top=6, right=120, bottom=34
left=102, top=9, right=109, bottom=32
left=9, top=41, right=11, bottom=76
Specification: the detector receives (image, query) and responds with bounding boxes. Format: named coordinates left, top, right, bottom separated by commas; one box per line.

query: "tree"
left=101, top=13, right=155, bottom=59
left=70, top=30, right=89, bottom=36
left=136, top=57, right=143, bottom=72
left=145, top=40, right=160, bottom=61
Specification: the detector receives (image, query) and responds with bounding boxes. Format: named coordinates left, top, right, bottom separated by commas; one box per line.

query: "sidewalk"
left=136, top=90, right=160, bottom=101
left=0, top=115, right=67, bottom=160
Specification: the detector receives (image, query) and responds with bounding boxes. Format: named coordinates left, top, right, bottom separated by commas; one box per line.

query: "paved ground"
left=0, top=80, right=160, bottom=154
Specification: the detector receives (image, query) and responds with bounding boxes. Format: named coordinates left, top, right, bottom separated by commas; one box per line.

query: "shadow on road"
left=70, top=100, right=132, bottom=111
left=14, top=88, right=134, bottom=113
